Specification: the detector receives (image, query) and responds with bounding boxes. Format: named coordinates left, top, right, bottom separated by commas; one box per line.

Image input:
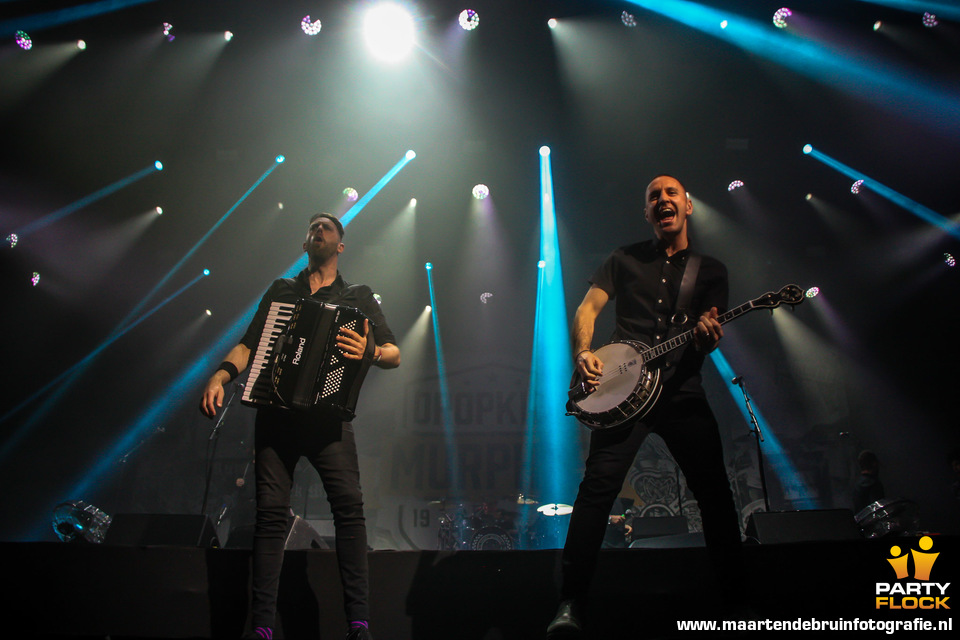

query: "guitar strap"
left=671, top=252, right=701, bottom=330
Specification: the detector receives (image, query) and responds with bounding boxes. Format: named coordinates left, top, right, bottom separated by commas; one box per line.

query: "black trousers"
left=561, top=395, right=744, bottom=601
left=251, top=409, right=369, bottom=629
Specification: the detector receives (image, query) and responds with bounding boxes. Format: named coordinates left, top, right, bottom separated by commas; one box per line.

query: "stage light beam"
left=363, top=3, right=416, bottom=64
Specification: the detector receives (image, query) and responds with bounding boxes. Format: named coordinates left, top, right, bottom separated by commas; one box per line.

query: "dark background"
left=1, top=0, right=958, bottom=541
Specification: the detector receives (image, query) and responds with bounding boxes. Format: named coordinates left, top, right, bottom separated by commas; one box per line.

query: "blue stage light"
left=203, top=268, right=210, bottom=276
left=154, top=161, right=163, bottom=170
left=708, top=349, right=819, bottom=508
left=804, top=146, right=960, bottom=239
left=425, top=262, right=433, bottom=270
left=406, top=149, right=417, bottom=160
left=539, top=146, right=550, bottom=157
left=275, top=155, right=285, bottom=164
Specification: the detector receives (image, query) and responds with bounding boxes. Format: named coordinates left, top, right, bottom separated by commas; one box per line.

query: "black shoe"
left=546, top=599, right=583, bottom=638
left=346, top=624, right=373, bottom=640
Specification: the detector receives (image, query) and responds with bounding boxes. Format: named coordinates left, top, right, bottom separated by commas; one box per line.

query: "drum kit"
left=432, top=494, right=574, bottom=550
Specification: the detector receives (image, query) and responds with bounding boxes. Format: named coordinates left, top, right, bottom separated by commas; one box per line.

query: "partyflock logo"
left=876, top=536, right=950, bottom=610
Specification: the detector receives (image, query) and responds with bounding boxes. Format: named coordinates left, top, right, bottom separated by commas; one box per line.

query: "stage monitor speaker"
left=629, top=515, right=688, bottom=540
left=225, top=515, right=329, bottom=550
left=104, top=514, right=220, bottom=547
left=745, top=509, right=862, bottom=544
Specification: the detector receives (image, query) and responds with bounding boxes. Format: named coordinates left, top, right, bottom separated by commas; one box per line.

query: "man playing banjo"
left=547, top=175, right=746, bottom=636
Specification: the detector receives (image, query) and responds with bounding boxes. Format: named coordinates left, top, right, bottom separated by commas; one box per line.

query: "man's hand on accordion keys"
left=336, top=318, right=371, bottom=361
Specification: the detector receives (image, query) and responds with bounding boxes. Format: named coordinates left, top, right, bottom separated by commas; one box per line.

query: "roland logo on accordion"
left=241, top=298, right=376, bottom=421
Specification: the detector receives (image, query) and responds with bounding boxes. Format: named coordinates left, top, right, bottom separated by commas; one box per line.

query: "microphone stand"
left=200, top=382, right=243, bottom=517
left=732, top=376, right=770, bottom=513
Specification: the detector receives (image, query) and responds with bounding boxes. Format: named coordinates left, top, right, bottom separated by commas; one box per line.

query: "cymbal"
left=537, top=503, right=573, bottom=516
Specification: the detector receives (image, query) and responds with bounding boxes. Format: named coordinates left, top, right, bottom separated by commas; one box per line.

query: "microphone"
left=731, top=376, right=743, bottom=385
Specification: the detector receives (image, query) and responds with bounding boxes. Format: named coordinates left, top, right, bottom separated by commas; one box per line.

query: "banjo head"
left=570, top=340, right=661, bottom=430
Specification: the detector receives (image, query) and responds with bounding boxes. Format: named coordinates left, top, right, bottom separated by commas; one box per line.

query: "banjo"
left=566, top=284, right=805, bottom=430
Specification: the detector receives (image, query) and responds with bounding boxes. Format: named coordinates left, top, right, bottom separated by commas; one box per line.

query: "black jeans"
left=561, top=395, right=744, bottom=602
left=251, top=409, right=369, bottom=628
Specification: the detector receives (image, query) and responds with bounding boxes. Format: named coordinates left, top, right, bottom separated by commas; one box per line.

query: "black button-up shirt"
left=590, top=239, right=728, bottom=395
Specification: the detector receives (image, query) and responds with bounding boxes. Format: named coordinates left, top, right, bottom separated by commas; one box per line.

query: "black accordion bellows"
left=241, top=298, right=374, bottom=421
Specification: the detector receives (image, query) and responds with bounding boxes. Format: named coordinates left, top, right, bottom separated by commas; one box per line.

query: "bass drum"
left=470, top=526, right=515, bottom=551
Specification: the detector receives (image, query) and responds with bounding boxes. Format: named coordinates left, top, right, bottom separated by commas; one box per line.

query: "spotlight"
left=472, top=184, right=489, bottom=200
left=539, top=146, right=550, bottom=157
left=425, top=305, right=432, bottom=312
left=77, top=40, right=87, bottom=50
left=720, top=20, right=729, bottom=29
left=548, top=19, right=558, bottom=29
left=405, top=150, right=417, bottom=160
left=805, top=193, right=813, bottom=201
left=31, top=272, right=40, bottom=286
left=205, top=309, right=212, bottom=316
left=945, top=253, right=956, bottom=268
left=224, top=31, right=234, bottom=42
left=162, top=22, right=175, bottom=42
left=425, top=262, right=433, bottom=271
left=155, top=206, right=163, bottom=215
left=203, top=268, right=211, bottom=276
left=154, top=161, right=164, bottom=170
left=410, top=198, right=417, bottom=206
left=621, top=11, right=637, bottom=28
left=802, top=144, right=813, bottom=154
left=15, top=31, right=33, bottom=50
left=805, top=286, right=820, bottom=298
left=727, top=180, right=744, bottom=191
left=873, top=21, right=882, bottom=32
left=538, top=260, right=546, bottom=269
left=363, top=3, right=416, bottom=64
left=459, top=9, right=480, bottom=31
left=922, top=13, right=938, bottom=28
left=301, top=15, right=322, bottom=36
left=275, top=155, right=285, bottom=163
left=373, top=293, right=383, bottom=304
left=773, top=8, right=792, bottom=29
left=278, top=202, right=284, bottom=210
left=480, top=292, right=493, bottom=303
left=851, top=179, right=865, bottom=194
left=343, top=187, right=359, bottom=201
left=6, top=233, right=18, bottom=248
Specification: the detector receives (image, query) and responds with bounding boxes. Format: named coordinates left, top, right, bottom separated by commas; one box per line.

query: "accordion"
left=241, top=298, right=374, bottom=421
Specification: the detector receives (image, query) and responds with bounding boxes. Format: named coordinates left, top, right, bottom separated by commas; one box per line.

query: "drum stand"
left=732, top=376, right=770, bottom=513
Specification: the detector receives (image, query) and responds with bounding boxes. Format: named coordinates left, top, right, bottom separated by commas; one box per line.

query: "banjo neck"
left=642, top=299, right=767, bottom=363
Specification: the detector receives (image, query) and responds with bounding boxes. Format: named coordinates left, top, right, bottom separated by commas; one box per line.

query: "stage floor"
left=6, top=535, right=957, bottom=639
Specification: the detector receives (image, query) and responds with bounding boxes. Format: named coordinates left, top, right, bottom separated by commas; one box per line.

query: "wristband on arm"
left=217, top=361, right=239, bottom=382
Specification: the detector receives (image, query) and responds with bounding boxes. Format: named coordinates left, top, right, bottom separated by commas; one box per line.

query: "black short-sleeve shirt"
left=590, top=240, right=728, bottom=395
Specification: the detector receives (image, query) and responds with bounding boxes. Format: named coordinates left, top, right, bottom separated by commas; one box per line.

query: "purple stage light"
left=805, top=287, right=820, bottom=298
left=773, top=8, right=792, bottom=29
left=945, top=253, right=956, bottom=268
left=472, top=184, right=489, bottom=200
left=31, top=272, right=40, bottom=286
left=302, top=15, right=322, bottom=35
left=727, top=180, right=744, bottom=192
left=459, top=10, right=479, bottom=31
left=621, top=12, right=637, bottom=28
left=6, top=233, right=18, bottom=248
left=15, top=31, right=33, bottom=50
left=922, top=13, right=938, bottom=28
left=851, top=179, right=864, bottom=194
left=343, top=187, right=359, bottom=202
